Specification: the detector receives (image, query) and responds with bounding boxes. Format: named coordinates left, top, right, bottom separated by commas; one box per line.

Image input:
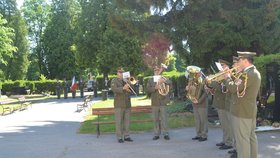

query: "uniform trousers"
left=152, top=106, right=168, bottom=136
left=225, top=111, right=235, bottom=148
left=232, top=115, right=258, bottom=158
left=193, top=106, right=208, bottom=138
left=220, top=109, right=232, bottom=146
left=114, top=107, right=131, bottom=139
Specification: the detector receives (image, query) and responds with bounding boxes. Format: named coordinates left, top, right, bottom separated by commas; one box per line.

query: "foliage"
left=22, top=0, right=51, bottom=77
left=0, top=14, right=16, bottom=66
left=142, top=33, right=171, bottom=69
left=254, top=53, right=280, bottom=86
left=1, top=79, right=58, bottom=94
left=0, top=0, right=30, bottom=80
left=6, top=11, right=29, bottom=80
left=39, top=74, right=47, bottom=81
left=43, top=0, right=80, bottom=79
left=97, top=28, right=144, bottom=75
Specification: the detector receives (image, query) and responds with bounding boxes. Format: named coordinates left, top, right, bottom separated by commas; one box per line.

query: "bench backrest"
left=92, top=106, right=152, bottom=115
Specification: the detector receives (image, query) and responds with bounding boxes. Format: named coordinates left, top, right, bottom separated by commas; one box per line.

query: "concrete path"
left=0, top=96, right=279, bottom=158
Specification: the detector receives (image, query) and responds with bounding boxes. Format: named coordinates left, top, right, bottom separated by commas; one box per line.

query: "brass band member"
left=111, top=67, right=133, bottom=143
left=186, top=67, right=208, bottom=142
left=146, top=66, right=171, bottom=140
left=227, top=56, right=239, bottom=156
left=224, top=51, right=261, bottom=158
left=209, top=59, right=233, bottom=150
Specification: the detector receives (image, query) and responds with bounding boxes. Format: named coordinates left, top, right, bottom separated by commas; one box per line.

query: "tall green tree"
left=43, top=0, right=79, bottom=79
left=21, top=0, right=51, bottom=80
left=76, top=0, right=145, bottom=79
left=0, top=13, right=16, bottom=80
left=0, top=0, right=29, bottom=80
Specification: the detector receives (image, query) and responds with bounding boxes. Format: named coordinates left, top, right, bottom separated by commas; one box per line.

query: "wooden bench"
left=0, top=102, right=13, bottom=115
left=77, top=95, right=92, bottom=112
left=92, top=106, right=152, bottom=137
left=18, top=96, right=32, bottom=111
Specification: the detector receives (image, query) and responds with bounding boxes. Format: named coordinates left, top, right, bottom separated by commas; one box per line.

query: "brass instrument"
left=185, top=66, right=202, bottom=103
left=157, top=76, right=169, bottom=96
left=157, top=63, right=170, bottom=96
left=128, top=77, right=137, bottom=85
left=123, top=75, right=138, bottom=95
left=205, top=67, right=239, bottom=85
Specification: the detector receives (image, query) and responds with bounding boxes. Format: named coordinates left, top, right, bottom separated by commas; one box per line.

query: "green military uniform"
left=111, top=78, right=132, bottom=140
left=210, top=81, right=232, bottom=146
left=63, top=80, right=68, bottom=99
left=224, top=90, right=233, bottom=147
left=191, top=77, right=208, bottom=140
left=55, top=80, right=61, bottom=99
left=79, top=80, right=84, bottom=98
left=225, top=64, right=261, bottom=158
left=227, top=89, right=237, bottom=152
left=146, top=77, right=171, bottom=138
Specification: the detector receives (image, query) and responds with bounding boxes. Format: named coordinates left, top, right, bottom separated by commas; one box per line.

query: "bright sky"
left=16, top=0, right=24, bottom=8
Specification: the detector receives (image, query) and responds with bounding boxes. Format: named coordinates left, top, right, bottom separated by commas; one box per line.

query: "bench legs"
left=97, top=115, right=100, bottom=138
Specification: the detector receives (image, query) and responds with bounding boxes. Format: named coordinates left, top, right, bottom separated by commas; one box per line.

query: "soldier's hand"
left=193, top=98, right=198, bottom=104
left=123, top=83, right=130, bottom=91
left=155, top=84, right=160, bottom=90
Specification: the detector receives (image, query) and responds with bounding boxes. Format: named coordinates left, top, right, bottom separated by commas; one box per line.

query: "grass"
left=79, top=96, right=195, bottom=134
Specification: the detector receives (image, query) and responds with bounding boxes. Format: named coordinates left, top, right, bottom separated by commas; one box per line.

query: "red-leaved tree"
left=141, top=33, right=171, bottom=70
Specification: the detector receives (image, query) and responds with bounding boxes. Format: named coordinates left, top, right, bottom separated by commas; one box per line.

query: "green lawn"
left=79, top=96, right=195, bottom=134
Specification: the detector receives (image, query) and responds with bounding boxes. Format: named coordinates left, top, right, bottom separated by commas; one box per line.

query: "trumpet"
left=205, top=67, right=239, bottom=85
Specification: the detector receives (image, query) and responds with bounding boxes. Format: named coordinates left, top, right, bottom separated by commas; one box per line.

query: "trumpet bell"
left=186, top=66, right=201, bottom=79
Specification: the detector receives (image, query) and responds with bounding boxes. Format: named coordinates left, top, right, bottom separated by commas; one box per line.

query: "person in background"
left=146, top=66, right=172, bottom=140
left=79, top=79, right=84, bottom=98
left=111, top=67, right=133, bottom=143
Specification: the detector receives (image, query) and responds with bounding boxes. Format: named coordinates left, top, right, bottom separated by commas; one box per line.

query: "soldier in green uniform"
left=63, top=79, right=68, bottom=99
left=55, top=79, right=61, bottom=99
left=79, top=79, right=84, bottom=98
left=111, top=67, right=133, bottom=143
left=186, top=69, right=208, bottom=142
left=224, top=51, right=261, bottom=158
left=208, top=59, right=233, bottom=149
left=146, top=66, right=172, bottom=140
left=227, top=56, right=239, bottom=156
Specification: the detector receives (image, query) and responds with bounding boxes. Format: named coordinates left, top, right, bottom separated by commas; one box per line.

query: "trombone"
left=123, top=76, right=138, bottom=96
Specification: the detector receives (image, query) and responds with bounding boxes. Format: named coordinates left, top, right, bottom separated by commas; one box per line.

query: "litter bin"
left=102, top=89, right=108, bottom=100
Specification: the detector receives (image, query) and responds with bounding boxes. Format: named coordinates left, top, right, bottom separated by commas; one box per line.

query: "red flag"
left=71, top=76, right=77, bottom=91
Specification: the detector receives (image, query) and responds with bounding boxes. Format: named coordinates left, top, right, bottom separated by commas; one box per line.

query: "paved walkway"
left=0, top=95, right=279, bottom=158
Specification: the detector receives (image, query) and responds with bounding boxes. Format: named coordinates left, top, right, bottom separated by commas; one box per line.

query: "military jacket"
left=192, top=79, right=208, bottom=108
left=111, top=78, right=131, bottom=108
left=146, top=77, right=171, bottom=106
left=210, top=81, right=226, bottom=110
left=225, top=66, right=261, bottom=118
